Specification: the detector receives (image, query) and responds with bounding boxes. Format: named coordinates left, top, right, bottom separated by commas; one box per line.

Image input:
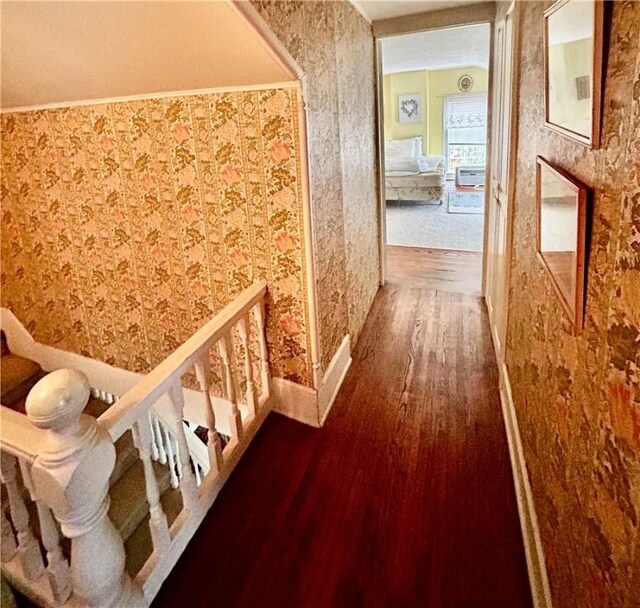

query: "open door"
left=486, top=1, right=518, bottom=360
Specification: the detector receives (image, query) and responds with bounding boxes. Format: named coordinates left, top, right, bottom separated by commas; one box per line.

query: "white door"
left=486, top=2, right=516, bottom=360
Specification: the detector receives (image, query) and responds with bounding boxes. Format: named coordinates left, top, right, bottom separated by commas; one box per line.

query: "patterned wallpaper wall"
left=1, top=87, right=314, bottom=386
left=251, top=0, right=379, bottom=372
left=507, top=2, right=640, bottom=607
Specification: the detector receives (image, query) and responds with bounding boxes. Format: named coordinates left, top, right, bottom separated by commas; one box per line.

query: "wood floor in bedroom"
left=152, top=285, right=532, bottom=608
left=387, top=245, right=483, bottom=295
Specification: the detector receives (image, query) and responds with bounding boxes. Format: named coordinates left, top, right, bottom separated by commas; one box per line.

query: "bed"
left=384, top=137, right=445, bottom=205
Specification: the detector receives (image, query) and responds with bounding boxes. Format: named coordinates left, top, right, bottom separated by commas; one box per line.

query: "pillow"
left=417, top=155, right=445, bottom=173
left=384, top=137, right=422, bottom=172
left=384, top=137, right=421, bottom=161
left=386, top=156, right=420, bottom=172
left=409, top=136, right=423, bottom=156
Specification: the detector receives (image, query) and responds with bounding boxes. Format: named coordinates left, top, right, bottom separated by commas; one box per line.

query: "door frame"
left=374, top=13, right=496, bottom=288
left=486, top=0, right=521, bottom=360
left=375, top=38, right=388, bottom=286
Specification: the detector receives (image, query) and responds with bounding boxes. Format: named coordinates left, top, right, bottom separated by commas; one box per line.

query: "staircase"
left=1, top=352, right=184, bottom=579
left=0, top=331, right=45, bottom=413
left=0, top=281, right=273, bottom=607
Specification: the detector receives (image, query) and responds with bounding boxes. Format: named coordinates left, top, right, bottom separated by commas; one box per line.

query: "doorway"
left=485, top=2, right=518, bottom=361
left=378, top=23, right=490, bottom=296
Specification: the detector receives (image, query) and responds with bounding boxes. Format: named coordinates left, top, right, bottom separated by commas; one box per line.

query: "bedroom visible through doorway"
left=380, top=23, right=490, bottom=295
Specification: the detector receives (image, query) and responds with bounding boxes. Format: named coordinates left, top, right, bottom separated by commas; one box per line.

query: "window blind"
left=445, top=96, right=488, bottom=129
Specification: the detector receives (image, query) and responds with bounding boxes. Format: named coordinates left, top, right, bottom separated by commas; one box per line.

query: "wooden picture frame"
left=535, top=157, right=588, bottom=333
left=543, top=0, right=604, bottom=148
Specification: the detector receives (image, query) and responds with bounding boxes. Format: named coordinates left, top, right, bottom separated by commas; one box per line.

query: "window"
left=443, top=94, right=488, bottom=175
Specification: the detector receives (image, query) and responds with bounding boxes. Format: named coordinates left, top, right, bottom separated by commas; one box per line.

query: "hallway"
left=153, top=286, right=533, bottom=608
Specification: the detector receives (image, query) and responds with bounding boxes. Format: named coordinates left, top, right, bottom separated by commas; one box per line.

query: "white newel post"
left=24, top=369, right=145, bottom=608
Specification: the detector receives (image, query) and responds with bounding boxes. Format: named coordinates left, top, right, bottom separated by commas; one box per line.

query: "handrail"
left=98, top=281, right=267, bottom=441
left=0, top=406, right=43, bottom=462
left=2, top=279, right=274, bottom=606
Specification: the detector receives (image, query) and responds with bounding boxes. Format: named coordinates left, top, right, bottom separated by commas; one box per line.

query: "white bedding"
left=385, top=168, right=445, bottom=204
left=384, top=138, right=446, bottom=203
left=385, top=172, right=444, bottom=188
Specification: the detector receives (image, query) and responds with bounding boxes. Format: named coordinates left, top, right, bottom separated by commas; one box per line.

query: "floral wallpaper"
left=0, top=87, right=314, bottom=386
left=506, top=2, right=640, bottom=607
left=251, top=0, right=380, bottom=371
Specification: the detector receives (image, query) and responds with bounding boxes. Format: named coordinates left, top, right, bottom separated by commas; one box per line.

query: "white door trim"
left=375, top=39, right=388, bottom=286
left=497, top=0, right=521, bottom=360
left=375, top=21, right=494, bottom=287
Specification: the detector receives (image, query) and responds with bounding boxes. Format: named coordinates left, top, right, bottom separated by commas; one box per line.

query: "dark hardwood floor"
left=387, top=245, right=483, bottom=295
left=153, top=285, right=532, bottom=608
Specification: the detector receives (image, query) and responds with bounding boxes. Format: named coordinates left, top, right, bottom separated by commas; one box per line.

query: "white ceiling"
left=1, top=1, right=295, bottom=110
left=381, top=23, right=490, bottom=74
left=547, top=0, right=594, bottom=45
left=351, top=0, right=483, bottom=22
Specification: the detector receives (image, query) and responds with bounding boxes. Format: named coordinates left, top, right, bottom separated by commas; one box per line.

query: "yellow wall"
left=428, top=66, right=489, bottom=155
left=383, top=70, right=429, bottom=154
left=548, top=38, right=592, bottom=134
left=383, top=66, right=489, bottom=156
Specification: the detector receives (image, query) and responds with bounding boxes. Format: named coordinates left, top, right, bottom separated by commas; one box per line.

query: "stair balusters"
left=237, top=316, right=258, bottom=418
left=132, top=419, right=171, bottom=557
left=24, top=368, right=143, bottom=607
left=148, top=412, right=161, bottom=462
left=19, top=460, right=71, bottom=603
left=1, top=280, right=272, bottom=606
left=0, top=453, right=44, bottom=581
left=254, top=300, right=272, bottom=401
left=218, top=333, right=243, bottom=442
left=167, top=384, right=199, bottom=511
left=194, top=355, right=224, bottom=475
left=160, top=424, right=181, bottom=489
left=0, top=508, right=17, bottom=563
left=148, top=410, right=183, bottom=489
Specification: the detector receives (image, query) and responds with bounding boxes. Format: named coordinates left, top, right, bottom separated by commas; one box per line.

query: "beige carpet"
left=386, top=198, right=485, bottom=251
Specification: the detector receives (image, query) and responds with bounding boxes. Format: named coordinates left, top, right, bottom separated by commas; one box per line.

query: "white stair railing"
left=0, top=281, right=273, bottom=607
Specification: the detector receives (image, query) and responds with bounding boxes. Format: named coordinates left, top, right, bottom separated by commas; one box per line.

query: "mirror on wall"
left=544, top=0, right=604, bottom=147
left=536, top=157, right=588, bottom=332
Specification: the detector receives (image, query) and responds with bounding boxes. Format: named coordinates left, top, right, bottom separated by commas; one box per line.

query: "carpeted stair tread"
left=0, top=355, right=45, bottom=411
left=83, top=396, right=112, bottom=419
left=0, top=331, right=45, bottom=409
left=110, top=431, right=139, bottom=486
left=0, top=340, right=188, bottom=582
left=124, top=487, right=184, bottom=578
left=108, top=458, right=173, bottom=543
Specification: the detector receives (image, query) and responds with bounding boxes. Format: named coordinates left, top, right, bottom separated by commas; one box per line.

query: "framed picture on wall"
left=398, top=94, right=422, bottom=123
left=535, top=156, right=589, bottom=333
left=543, top=0, right=604, bottom=147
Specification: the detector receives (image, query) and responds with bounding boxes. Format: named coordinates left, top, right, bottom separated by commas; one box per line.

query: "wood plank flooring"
left=152, top=285, right=532, bottom=608
left=387, top=245, right=483, bottom=295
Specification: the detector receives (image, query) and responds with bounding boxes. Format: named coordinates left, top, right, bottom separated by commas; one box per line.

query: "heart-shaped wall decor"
left=400, top=99, right=419, bottom=119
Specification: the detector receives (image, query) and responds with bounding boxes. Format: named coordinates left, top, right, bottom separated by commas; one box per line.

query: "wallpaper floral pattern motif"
left=251, top=0, right=380, bottom=373
left=1, top=87, right=313, bottom=386
left=506, top=2, right=640, bottom=607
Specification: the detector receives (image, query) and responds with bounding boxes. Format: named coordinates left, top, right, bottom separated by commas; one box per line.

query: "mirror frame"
left=543, top=0, right=605, bottom=148
left=535, top=156, right=589, bottom=333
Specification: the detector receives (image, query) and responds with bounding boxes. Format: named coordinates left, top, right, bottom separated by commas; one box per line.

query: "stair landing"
left=152, top=286, right=533, bottom=608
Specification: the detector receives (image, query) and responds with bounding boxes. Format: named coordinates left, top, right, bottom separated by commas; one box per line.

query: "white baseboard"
left=2, top=306, right=352, bottom=432
left=271, top=377, right=319, bottom=427
left=272, top=334, right=352, bottom=428
left=498, top=359, right=553, bottom=608
left=318, top=334, right=352, bottom=425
